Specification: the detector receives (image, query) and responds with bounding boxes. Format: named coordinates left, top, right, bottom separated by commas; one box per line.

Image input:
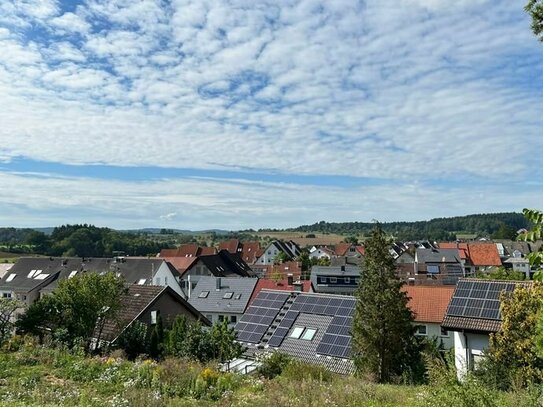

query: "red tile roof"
left=199, top=246, right=217, bottom=256
left=403, top=285, right=455, bottom=324
left=264, top=261, right=302, bottom=280
left=467, top=243, right=502, bottom=267
left=159, top=244, right=217, bottom=258
left=249, top=279, right=312, bottom=304
left=218, top=239, right=241, bottom=253
left=162, top=257, right=198, bottom=275
left=334, top=243, right=351, bottom=256
left=241, top=241, right=261, bottom=264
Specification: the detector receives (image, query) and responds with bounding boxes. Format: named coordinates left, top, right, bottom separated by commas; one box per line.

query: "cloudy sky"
left=0, top=0, right=542, bottom=230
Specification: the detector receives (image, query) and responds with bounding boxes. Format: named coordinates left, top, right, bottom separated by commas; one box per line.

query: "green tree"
left=0, top=298, right=23, bottom=344
left=526, top=0, right=543, bottom=41
left=491, top=223, right=517, bottom=240
left=116, top=320, right=149, bottom=359
left=519, top=208, right=543, bottom=270
left=209, top=319, right=243, bottom=362
left=273, top=251, right=289, bottom=264
left=477, top=284, right=543, bottom=390
left=475, top=267, right=525, bottom=281
left=352, top=224, right=418, bottom=383
left=17, top=272, right=125, bottom=348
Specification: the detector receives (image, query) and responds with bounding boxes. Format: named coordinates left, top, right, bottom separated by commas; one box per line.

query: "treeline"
left=287, top=212, right=528, bottom=241
left=1, top=224, right=174, bottom=257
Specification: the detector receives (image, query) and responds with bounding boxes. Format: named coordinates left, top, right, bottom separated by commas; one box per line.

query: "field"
left=0, top=251, right=20, bottom=264
left=254, top=232, right=348, bottom=247
left=0, top=343, right=538, bottom=407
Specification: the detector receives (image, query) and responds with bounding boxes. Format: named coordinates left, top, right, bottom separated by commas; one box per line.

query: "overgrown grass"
left=0, top=342, right=540, bottom=407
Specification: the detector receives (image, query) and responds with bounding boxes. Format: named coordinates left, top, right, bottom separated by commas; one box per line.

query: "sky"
left=0, top=0, right=542, bottom=230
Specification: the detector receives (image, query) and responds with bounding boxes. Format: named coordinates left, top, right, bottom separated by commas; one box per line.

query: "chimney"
left=287, top=274, right=293, bottom=286
left=293, top=281, right=303, bottom=292
left=216, top=277, right=222, bottom=290
left=341, top=265, right=345, bottom=272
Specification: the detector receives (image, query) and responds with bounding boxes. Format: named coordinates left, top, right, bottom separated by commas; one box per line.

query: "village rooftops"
left=188, top=276, right=258, bottom=314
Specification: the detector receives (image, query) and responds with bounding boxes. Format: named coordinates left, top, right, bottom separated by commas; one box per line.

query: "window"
left=344, top=277, right=350, bottom=284
left=206, top=315, right=213, bottom=321
left=151, top=310, right=158, bottom=325
left=427, top=265, right=440, bottom=274
left=155, top=277, right=161, bottom=285
left=230, top=315, right=237, bottom=323
left=164, top=276, right=168, bottom=284
left=290, top=326, right=304, bottom=339
left=223, top=292, right=234, bottom=299
left=330, top=277, right=337, bottom=283
left=218, top=315, right=225, bottom=322
left=6, top=274, right=16, bottom=282
left=2, top=293, right=11, bottom=298
left=198, top=291, right=209, bottom=298
left=235, top=293, right=242, bottom=300
left=415, top=325, right=427, bottom=336
left=301, top=328, right=317, bottom=340
left=440, top=327, right=449, bottom=337
left=320, top=277, right=327, bottom=284
left=68, top=270, right=78, bottom=279
left=137, top=279, right=146, bottom=285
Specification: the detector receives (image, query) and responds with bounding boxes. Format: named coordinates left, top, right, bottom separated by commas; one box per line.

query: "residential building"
left=249, top=278, right=312, bottom=304
left=442, top=278, right=531, bottom=380
left=188, top=276, right=258, bottom=326
left=310, top=265, right=360, bottom=295
left=181, top=250, right=254, bottom=294
left=93, top=284, right=209, bottom=349
left=404, top=285, right=455, bottom=349
left=414, top=248, right=465, bottom=285
left=309, top=246, right=334, bottom=260
left=218, top=239, right=262, bottom=264
left=255, top=241, right=301, bottom=265
left=159, top=244, right=216, bottom=258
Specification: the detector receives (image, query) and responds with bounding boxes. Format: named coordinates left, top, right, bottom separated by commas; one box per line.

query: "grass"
left=0, top=341, right=541, bottom=407
left=254, top=232, right=347, bottom=247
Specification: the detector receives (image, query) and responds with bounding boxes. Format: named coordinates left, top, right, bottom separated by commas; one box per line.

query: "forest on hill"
left=285, top=212, right=528, bottom=241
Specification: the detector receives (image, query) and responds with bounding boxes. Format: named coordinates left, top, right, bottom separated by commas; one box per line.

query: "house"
left=404, top=285, right=455, bottom=349
left=438, top=242, right=502, bottom=274
left=93, top=284, right=210, bottom=349
left=255, top=241, right=301, bottom=265
left=310, top=264, right=361, bottom=295
left=236, top=290, right=356, bottom=374
left=0, top=257, right=185, bottom=306
left=441, top=278, right=531, bottom=380
left=188, top=276, right=258, bottom=326
left=181, top=250, right=254, bottom=294
left=503, top=256, right=531, bottom=278
left=0, top=263, right=12, bottom=280
left=309, top=246, right=334, bottom=260
left=414, top=248, right=465, bottom=285
left=333, top=243, right=364, bottom=258
left=218, top=239, right=262, bottom=264
left=159, top=244, right=216, bottom=258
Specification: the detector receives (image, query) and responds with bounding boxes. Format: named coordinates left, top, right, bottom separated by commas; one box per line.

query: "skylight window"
left=35, top=274, right=49, bottom=280
left=290, top=326, right=304, bottom=339
left=27, top=270, right=38, bottom=278
left=199, top=291, right=209, bottom=298
left=301, top=328, right=317, bottom=341
left=235, top=293, right=242, bottom=300
left=223, top=292, right=233, bottom=299
left=6, top=274, right=16, bottom=282
left=68, top=271, right=78, bottom=279
left=137, top=279, right=146, bottom=285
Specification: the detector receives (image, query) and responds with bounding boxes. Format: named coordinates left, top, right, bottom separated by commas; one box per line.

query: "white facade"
left=309, top=247, right=332, bottom=260
left=150, top=262, right=185, bottom=298
left=256, top=243, right=282, bottom=265
left=453, top=331, right=490, bottom=381
left=414, top=322, right=454, bottom=350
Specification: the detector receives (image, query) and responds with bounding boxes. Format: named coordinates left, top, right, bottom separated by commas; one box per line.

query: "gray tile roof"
left=278, top=313, right=354, bottom=375
left=188, top=276, right=257, bottom=314
left=196, top=250, right=254, bottom=277
left=0, top=257, right=174, bottom=294
left=416, top=248, right=461, bottom=264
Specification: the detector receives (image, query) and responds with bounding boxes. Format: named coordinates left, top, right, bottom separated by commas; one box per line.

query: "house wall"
left=414, top=322, right=453, bottom=350
left=182, top=261, right=213, bottom=293
left=152, top=263, right=184, bottom=298
left=201, top=311, right=241, bottom=327
left=453, top=331, right=490, bottom=381
left=309, top=249, right=331, bottom=260
left=256, top=243, right=281, bottom=265
left=137, top=291, right=203, bottom=328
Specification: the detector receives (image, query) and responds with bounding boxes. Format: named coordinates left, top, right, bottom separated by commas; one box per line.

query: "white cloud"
left=0, top=0, right=541, bottom=227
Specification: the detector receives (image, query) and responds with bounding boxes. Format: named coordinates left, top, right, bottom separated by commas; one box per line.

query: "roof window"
left=68, top=270, right=78, bottom=279
left=137, top=279, right=146, bottom=285
left=290, top=326, right=318, bottom=341
left=199, top=291, right=209, bottom=298
left=6, top=274, right=16, bottom=282
left=235, top=293, right=242, bottom=300
left=290, top=326, right=304, bottom=339
left=223, top=292, right=233, bottom=299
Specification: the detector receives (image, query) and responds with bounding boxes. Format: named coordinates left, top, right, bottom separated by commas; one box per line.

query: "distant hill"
left=284, top=212, right=529, bottom=241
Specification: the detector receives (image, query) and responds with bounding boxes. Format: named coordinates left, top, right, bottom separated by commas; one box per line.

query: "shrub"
left=256, top=352, right=292, bottom=379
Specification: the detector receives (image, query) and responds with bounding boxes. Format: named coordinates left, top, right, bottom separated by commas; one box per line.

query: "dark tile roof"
left=188, top=276, right=257, bottom=314
left=441, top=316, right=501, bottom=332
left=249, top=279, right=312, bottom=304
left=195, top=250, right=254, bottom=277
left=416, top=248, right=461, bottom=264
left=97, top=285, right=208, bottom=343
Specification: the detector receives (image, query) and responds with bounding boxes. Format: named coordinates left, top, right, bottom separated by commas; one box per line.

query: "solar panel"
left=267, top=310, right=299, bottom=347
left=446, top=280, right=520, bottom=321
left=235, top=291, right=290, bottom=344
left=317, top=315, right=353, bottom=359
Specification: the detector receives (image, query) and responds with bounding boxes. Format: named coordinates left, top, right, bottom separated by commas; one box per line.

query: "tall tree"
left=352, top=224, right=418, bottom=383
left=526, top=0, right=543, bottom=41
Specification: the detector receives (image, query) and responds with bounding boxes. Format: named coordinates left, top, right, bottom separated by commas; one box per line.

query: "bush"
left=256, top=352, right=292, bottom=379
left=281, top=360, right=335, bottom=382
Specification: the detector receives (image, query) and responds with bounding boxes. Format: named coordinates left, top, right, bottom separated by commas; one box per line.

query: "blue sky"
left=0, top=0, right=542, bottom=230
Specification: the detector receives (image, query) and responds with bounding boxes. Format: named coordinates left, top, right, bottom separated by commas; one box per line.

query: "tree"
left=273, top=251, right=289, bottom=264
left=0, top=298, right=23, bottom=344
left=17, top=272, right=126, bottom=348
left=519, top=208, right=543, bottom=270
left=476, top=284, right=543, bottom=390
left=209, top=319, right=243, bottom=362
left=475, top=267, right=525, bottom=281
left=352, top=224, right=419, bottom=383
left=526, top=0, right=543, bottom=41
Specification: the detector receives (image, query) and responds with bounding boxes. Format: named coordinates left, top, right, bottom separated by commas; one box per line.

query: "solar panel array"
left=447, top=280, right=516, bottom=320
left=267, top=294, right=356, bottom=359
left=235, top=291, right=290, bottom=343
left=316, top=315, right=352, bottom=359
